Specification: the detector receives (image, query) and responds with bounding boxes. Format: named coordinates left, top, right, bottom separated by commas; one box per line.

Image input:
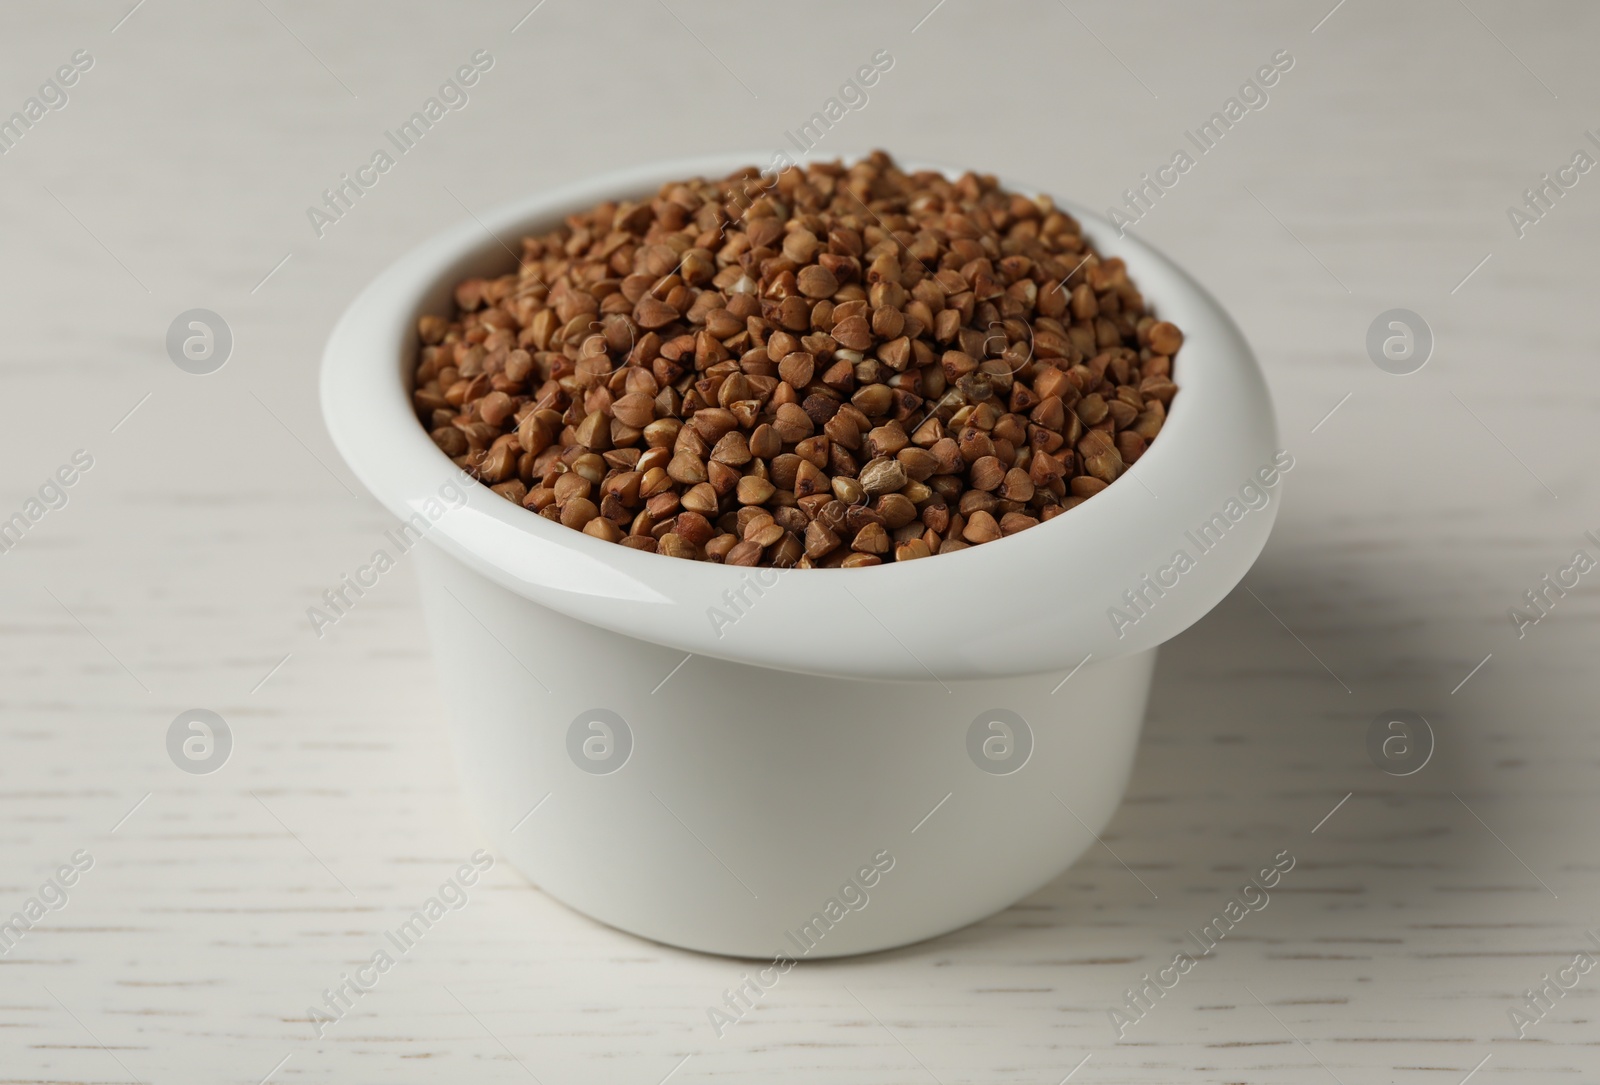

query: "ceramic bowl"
left=321, top=153, right=1281, bottom=957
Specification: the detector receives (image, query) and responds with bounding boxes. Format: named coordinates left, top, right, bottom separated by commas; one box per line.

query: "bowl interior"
left=321, top=152, right=1281, bottom=682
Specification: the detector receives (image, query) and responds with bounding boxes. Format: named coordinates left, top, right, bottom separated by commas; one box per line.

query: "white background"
left=2, top=1, right=1597, bottom=1081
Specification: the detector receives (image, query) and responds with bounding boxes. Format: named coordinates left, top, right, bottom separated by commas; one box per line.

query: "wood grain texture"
left=3, top=0, right=1598, bottom=1080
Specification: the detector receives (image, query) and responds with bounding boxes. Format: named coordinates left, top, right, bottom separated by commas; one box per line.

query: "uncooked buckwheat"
left=411, top=151, right=1181, bottom=567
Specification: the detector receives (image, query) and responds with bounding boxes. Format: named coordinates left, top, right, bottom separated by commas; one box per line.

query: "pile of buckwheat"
left=412, top=151, right=1180, bottom=567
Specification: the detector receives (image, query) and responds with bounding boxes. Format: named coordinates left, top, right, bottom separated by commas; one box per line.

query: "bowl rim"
left=321, top=151, right=1281, bottom=681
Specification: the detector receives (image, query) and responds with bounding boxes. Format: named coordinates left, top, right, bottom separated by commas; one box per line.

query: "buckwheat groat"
left=412, top=151, right=1180, bottom=567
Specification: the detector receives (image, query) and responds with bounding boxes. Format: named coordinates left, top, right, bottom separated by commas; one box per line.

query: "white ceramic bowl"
left=321, top=153, right=1280, bottom=958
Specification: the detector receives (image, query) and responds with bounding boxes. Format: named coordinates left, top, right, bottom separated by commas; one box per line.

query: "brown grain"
left=412, top=151, right=1182, bottom=566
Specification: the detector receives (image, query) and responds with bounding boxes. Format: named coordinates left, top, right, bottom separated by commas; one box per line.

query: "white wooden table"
left=4, top=1, right=1598, bottom=1080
